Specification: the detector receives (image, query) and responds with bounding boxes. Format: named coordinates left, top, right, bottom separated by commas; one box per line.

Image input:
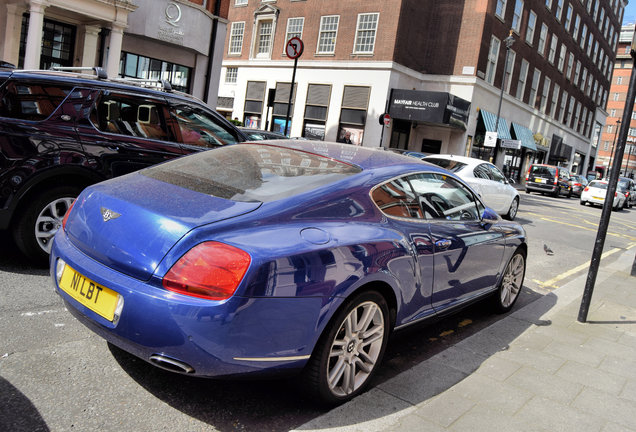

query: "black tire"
left=13, top=186, right=80, bottom=264
left=492, top=249, right=526, bottom=313
left=580, top=200, right=586, bottom=206
left=525, top=189, right=530, bottom=194
left=303, top=291, right=390, bottom=405
left=504, top=197, right=519, bottom=221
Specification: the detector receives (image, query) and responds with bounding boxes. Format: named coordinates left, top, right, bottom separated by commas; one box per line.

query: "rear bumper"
left=51, top=230, right=324, bottom=378
left=525, top=182, right=558, bottom=193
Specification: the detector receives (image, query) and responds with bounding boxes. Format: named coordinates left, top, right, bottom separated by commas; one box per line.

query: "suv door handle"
left=435, top=239, right=452, bottom=250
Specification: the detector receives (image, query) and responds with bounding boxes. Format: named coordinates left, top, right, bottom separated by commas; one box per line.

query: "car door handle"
left=435, top=239, right=452, bottom=250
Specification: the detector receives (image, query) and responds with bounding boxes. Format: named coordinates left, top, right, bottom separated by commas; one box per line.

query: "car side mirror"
left=507, top=177, right=516, bottom=185
left=481, top=207, right=499, bottom=226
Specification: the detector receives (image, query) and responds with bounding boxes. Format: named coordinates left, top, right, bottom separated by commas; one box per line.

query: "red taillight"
left=162, top=241, right=251, bottom=300
left=62, top=200, right=76, bottom=231
left=583, top=187, right=589, bottom=192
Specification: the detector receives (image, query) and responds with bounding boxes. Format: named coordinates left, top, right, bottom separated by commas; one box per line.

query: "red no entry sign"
left=286, top=37, right=304, bottom=59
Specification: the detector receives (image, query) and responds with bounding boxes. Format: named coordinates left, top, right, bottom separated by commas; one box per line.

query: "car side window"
left=92, top=93, right=172, bottom=141
left=486, top=163, right=507, bottom=183
left=473, top=164, right=491, bottom=180
left=371, top=177, right=423, bottom=219
left=408, top=173, right=481, bottom=221
left=0, top=80, right=73, bottom=121
left=170, top=104, right=240, bottom=148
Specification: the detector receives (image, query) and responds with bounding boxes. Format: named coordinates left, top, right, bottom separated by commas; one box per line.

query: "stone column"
left=105, top=24, right=124, bottom=78
left=81, top=25, right=101, bottom=67
left=1, top=3, right=25, bottom=66
left=23, top=0, right=48, bottom=69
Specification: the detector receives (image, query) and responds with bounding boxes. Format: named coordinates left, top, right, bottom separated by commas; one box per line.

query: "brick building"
left=218, top=0, right=626, bottom=179
left=0, top=0, right=231, bottom=105
left=601, top=22, right=636, bottom=179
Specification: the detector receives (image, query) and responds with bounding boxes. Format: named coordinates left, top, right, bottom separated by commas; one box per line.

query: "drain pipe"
left=203, top=0, right=222, bottom=104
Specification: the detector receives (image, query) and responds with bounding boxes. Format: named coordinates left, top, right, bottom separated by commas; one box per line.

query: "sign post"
left=284, top=37, right=303, bottom=136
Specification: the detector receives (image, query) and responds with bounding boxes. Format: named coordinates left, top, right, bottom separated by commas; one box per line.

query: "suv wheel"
left=13, top=186, right=80, bottom=264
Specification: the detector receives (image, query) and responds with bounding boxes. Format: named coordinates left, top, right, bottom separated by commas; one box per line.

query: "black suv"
left=525, top=163, right=572, bottom=197
left=0, top=67, right=245, bottom=263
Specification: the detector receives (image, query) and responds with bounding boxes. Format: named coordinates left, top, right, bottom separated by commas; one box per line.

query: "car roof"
left=0, top=69, right=202, bottom=105
left=423, top=154, right=489, bottom=168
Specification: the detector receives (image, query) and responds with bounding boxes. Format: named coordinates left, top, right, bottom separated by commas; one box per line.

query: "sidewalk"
left=294, top=249, right=636, bottom=432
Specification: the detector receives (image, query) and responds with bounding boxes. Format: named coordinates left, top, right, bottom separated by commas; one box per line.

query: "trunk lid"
left=64, top=172, right=261, bottom=280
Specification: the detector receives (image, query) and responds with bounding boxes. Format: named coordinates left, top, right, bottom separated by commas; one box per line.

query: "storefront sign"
left=484, top=131, right=498, bottom=147
left=388, top=89, right=470, bottom=130
left=158, top=2, right=185, bottom=45
left=500, top=139, right=521, bottom=150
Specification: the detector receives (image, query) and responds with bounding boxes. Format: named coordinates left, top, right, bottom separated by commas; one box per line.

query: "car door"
left=407, top=172, right=506, bottom=312
left=76, top=89, right=185, bottom=178
left=469, top=163, right=508, bottom=213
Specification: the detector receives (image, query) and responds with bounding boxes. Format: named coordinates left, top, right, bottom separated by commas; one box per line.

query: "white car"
left=580, top=180, right=626, bottom=210
left=422, top=155, right=520, bottom=220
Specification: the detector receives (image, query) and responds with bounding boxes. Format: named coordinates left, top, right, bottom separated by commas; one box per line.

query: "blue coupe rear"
left=51, top=141, right=526, bottom=404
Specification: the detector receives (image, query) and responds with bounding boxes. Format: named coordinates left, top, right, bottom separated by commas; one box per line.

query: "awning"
left=479, top=109, right=512, bottom=139
left=511, top=122, right=538, bottom=151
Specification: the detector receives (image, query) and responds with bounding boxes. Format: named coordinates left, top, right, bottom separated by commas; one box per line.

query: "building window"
left=557, top=45, right=566, bottom=72
left=566, top=53, right=574, bottom=80
left=339, top=85, right=370, bottom=145
left=19, top=16, right=76, bottom=69
left=573, top=15, right=580, bottom=41
left=512, top=1, right=523, bottom=32
left=545, top=0, right=552, bottom=8
left=354, top=13, right=379, bottom=54
left=119, top=52, right=191, bottom=93
left=256, top=20, right=273, bottom=56
left=496, top=0, right=507, bottom=19
left=229, top=22, right=245, bottom=55
left=537, top=23, right=547, bottom=55
left=526, top=11, right=537, bottom=44
left=235, top=0, right=248, bottom=5
left=550, top=83, right=560, bottom=118
left=244, top=81, right=266, bottom=128
left=613, top=92, right=620, bottom=101
left=285, top=17, right=304, bottom=43
left=486, top=36, right=501, bottom=85
left=580, top=24, right=587, bottom=49
left=548, top=35, right=558, bottom=64
left=528, top=68, right=541, bottom=108
left=574, top=60, right=581, bottom=86
left=580, top=68, right=587, bottom=92
left=555, top=0, right=564, bottom=21
left=225, top=67, right=238, bottom=84
left=303, top=83, right=331, bottom=140
left=317, top=15, right=339, bottom=54
left=559, top=91, right=567, bottom=122
left=271, top=82, right=297, bottom=135
left=505, top=50, right=516, bottom=94
left=540, top=76, right=551, bottom=113
left=565, top=95, right=574, bottom=126
left=564, top=4, right=572, bottom=30
left=516, top=59, right=529, bottom=100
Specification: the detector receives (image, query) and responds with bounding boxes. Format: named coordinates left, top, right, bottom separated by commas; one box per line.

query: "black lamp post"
left=493, top=30, right=515, bottom=167
left=607, top=119, right=620, bottom=178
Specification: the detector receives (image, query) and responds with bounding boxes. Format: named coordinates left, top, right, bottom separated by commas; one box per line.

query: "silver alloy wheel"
left=34, top=197, right=75, bottom=253
left=327, top=301, right=385, bottom=397
left=508, top=198, right=519, bottom=219
left=500, top=254, right=525, bottom=308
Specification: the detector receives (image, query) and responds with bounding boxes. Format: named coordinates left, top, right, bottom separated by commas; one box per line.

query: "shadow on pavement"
left=0, top=376, right=50, bottom=432
left=0, top=232, right=48, bottom=276
left=108, top=287, right=544, bottom=432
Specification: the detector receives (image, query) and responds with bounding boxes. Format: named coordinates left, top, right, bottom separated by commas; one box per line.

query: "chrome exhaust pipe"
left=149, top=354, right=195, bottom=374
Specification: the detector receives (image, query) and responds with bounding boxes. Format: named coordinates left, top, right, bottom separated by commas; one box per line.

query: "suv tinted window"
left=0, top=80, right=73, bottom=120
left=91, top=92, right=172, bottom=141
left=530, top=165, right=556, bottom=177
left=171, top=104, right=240, bottom=148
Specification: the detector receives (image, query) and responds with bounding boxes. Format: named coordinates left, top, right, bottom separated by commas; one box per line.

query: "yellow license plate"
left=59, top=265, right=119, bottom=321
left=534, top=178, right=545, bottom=183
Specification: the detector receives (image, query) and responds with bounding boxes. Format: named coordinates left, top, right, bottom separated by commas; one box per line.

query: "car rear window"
left=530, top=165, right=556, bottom=177
left=141, top=144, right=361, bottom=202
left=589, top=181, right=607, bottom=190
left=424, top=158, right=467, bottom=173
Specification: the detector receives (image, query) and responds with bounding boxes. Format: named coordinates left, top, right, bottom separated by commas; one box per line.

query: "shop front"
left=387, top=89, right=470, bottom=153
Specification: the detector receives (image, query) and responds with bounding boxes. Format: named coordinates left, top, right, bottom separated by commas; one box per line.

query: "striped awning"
left=511, top=122, right=538, bottom=151
left=479, top=109, right=512, bottom=139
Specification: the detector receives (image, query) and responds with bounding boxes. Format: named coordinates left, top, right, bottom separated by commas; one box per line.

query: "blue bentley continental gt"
left=51, top=140, right=527, bottom=404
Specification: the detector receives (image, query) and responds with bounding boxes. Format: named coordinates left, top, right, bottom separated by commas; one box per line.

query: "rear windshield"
left=530, top=165, right=556, bottom=177
left=589, top=181, right=607, bottom=190
left=424, top=158, right=467, bottom=173
left=141, top=144, right=361, bottom=202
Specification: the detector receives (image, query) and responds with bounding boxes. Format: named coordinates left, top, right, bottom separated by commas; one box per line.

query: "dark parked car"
left=0, top=67, right=245, bottom=262
left=569, top=174, right=589, bottom=197
left=52, top=141, right=527, bottom=404
left=239, top=127, right=286, bottom=140
left=617, top=176, right=636, bottom=208
left=525, top=164, right=572, bottom=197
